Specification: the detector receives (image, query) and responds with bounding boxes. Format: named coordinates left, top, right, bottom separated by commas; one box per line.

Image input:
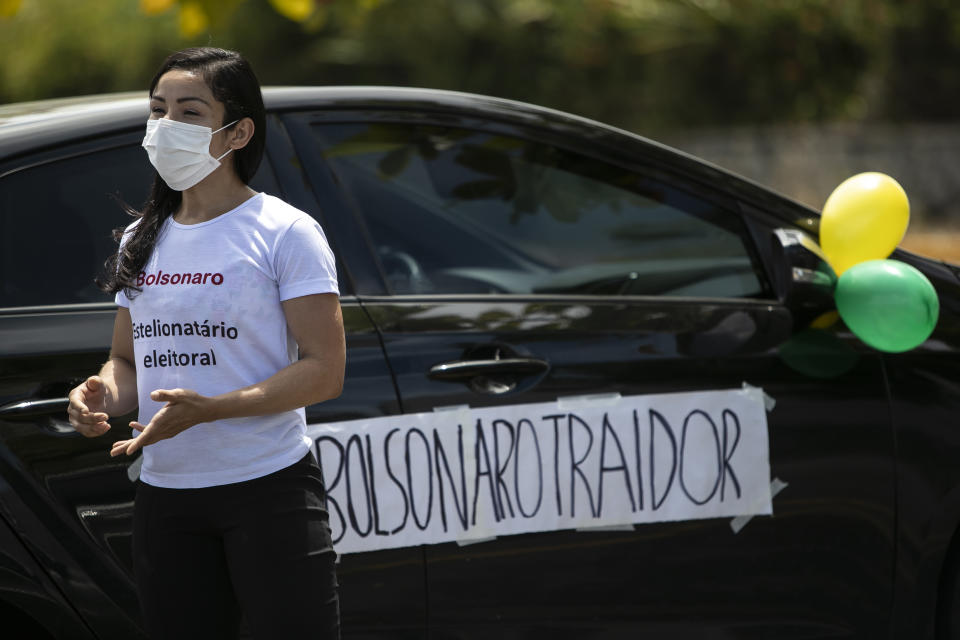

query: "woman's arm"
left=210, top=292, right=345, bottom=418
left=110, top=293, right=345, bottom=456
left=68, top=307, right=139, bottom=435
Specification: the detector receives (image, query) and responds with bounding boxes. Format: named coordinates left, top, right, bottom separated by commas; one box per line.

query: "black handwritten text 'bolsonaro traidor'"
left=310, top=389, right=772, bottom=555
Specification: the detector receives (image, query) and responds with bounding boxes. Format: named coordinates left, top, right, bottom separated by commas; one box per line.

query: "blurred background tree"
left=3, top=0, right=957, bottom=132
left=1, top=0, right=958, bottom=253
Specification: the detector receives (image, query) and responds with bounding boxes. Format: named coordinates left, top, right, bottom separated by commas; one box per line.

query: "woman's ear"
left=227, top=117, right=255, bottom=151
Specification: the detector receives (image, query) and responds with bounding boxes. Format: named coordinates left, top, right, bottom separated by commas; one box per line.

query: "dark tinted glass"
left=0, top=143, right=280, bottom=309
left=0, top=144, right=152, bottom=308
left=312, top=123, right=763, bottom=298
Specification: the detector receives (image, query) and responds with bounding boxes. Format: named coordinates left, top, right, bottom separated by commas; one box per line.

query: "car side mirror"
left=771, top=228, right=837, bottom=325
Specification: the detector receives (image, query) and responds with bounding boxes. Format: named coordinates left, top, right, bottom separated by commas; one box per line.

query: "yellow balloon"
left=820, top=172, right=909, bottom=276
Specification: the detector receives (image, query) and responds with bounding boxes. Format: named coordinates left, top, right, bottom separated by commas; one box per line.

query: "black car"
left=1, top=87, right=959, bottom=639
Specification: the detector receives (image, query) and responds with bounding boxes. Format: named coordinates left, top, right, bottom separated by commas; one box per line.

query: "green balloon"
left=835, top=259, right=939, bottom=352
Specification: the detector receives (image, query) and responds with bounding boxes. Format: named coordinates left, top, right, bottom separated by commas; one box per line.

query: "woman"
left=67, top=48, right=344, bottom=640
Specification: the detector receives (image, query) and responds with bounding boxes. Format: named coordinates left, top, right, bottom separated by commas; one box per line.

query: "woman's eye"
left=150, top=107, right=165, bottom=114
left=184, top=110, right=200, bottom=116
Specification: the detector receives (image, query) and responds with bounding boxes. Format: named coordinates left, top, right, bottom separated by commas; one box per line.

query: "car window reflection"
left=314, top=123, right=763, bottom=298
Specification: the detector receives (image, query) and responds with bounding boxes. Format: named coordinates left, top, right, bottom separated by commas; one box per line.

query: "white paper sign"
left=307, top=387, right=771, bottom=555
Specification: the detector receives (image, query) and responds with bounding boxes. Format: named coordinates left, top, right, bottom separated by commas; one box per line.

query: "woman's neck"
left=174, top=170, right=257, bottom=225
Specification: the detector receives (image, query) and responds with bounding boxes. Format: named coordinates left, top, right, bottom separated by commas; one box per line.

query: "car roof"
left=0, top=85, right=823, bottom=224
left=0, top=85, right=622, bottom=132
left=0, top=86, right=682, bottom=165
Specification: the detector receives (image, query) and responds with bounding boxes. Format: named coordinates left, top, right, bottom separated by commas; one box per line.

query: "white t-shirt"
left=115, top=193, right=339, bottom=488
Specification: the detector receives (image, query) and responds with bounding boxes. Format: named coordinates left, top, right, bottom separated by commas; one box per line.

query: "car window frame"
left=261, top=111, right=358, bottom=297
left=283, top=108, right=776, bottom=303
left=281, top=111, right=394, bottom=297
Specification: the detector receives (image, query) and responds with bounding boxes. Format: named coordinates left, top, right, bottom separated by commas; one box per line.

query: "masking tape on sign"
left=557, top=392, right=622, bottom=411
left=729, top=477, right=788, bottom=534
left=740, top=381, right=776, bottom=412
left=456, top=536, right=497, bottom=547
left=576, top=523, right=635, bottom=533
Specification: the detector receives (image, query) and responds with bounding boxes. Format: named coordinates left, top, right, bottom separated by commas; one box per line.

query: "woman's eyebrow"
left=149, top=95, right=211, bottom=106
left=177, top=96, right=212, bottom=106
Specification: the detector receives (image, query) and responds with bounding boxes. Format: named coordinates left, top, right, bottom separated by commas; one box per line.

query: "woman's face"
left=149, top=68, right=240, bottom=166
left=149, top=69, right=227, bottom=129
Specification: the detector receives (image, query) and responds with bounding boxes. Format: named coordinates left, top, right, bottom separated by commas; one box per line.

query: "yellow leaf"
left=140, top=0, right=175, bottom=16
left=179, top=1, right=209, bottom=37
left=269, top=0, right=314, bottom=22
left=0, top=0, right=22, bottom=19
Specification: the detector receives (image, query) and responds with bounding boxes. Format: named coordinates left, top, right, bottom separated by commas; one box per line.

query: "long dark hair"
left=97, top=47, right=266, bottom=296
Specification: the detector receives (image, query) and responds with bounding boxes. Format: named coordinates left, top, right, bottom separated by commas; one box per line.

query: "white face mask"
left=142, top=118, right=238, bottom=191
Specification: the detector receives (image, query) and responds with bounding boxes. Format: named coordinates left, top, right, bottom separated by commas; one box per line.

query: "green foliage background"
left=1, top=0, right=958, bottom=135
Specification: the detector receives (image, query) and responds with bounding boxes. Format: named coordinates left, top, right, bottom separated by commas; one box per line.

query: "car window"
left=311, top=122, right=764, bottom=298
left=0, top=142, right=279, bottom=309
left=0, top=144, right=151, bottom=308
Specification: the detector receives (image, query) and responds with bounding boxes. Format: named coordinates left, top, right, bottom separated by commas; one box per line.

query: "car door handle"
left=0, top=397, right=70, bottom=419
left=428, top=357, right=550, bottom=381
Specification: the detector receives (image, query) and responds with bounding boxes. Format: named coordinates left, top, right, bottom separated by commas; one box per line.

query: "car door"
left=0, top=117, right=421, bottom=639
left=289, top=108, right=896, bottom=639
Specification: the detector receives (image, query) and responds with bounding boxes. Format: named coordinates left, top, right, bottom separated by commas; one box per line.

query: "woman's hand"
left=110, top=388, right=213, bottom=457
left=68, top=376, right=111, bottom=437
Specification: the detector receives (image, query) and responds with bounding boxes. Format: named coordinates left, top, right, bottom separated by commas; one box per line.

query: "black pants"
left=133, top=453, right=340, bottom=640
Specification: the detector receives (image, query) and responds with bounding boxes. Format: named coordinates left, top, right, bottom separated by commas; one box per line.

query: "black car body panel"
left=1, top=87, right=959, bottom=638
